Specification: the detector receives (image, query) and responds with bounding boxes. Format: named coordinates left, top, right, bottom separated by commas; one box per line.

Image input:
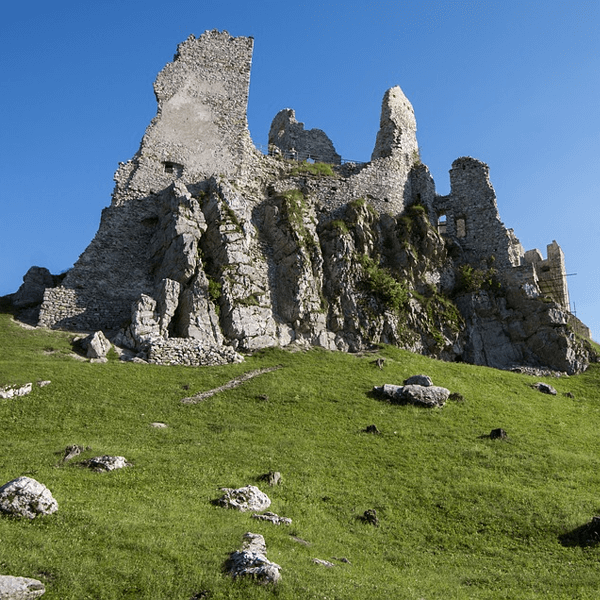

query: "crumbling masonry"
left=30, top=30, right=591, bottom=373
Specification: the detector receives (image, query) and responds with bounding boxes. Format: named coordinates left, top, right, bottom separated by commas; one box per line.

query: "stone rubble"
left=227, top=532, right=281, bottom=584
left=0, top=383, right=32, bottom=399
left=81, top=456, right=132, bottom=472
left=251, top=511, right=292, bottom=526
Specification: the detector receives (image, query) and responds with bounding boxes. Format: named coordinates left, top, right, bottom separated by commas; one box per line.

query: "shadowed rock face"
left=31, top=30, right=593, bottom=375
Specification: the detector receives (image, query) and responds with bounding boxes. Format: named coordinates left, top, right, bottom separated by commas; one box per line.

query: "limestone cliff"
left=24, top=30, right=593, bottom=373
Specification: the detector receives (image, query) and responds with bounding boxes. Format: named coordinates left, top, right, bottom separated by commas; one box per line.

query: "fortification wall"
left=434, top=158, right=524, bottom=269
left=268, top=109, right=341, bottom=164
left=113, top=30, right=256, bottom=200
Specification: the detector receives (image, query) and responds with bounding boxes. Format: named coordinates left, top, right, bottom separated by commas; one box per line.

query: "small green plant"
left=279, top=189, right=316, bottom=251
left=457, top=263, right=501, bottom=294
left=359, top=254, right=409, bottom=313
left=290, top=161, right=335, bottom=177
left=236, top=294, right=260, bottom=307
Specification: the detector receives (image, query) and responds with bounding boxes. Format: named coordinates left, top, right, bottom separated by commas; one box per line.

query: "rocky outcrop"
left=25, top=31, right=593, bottom=375
left=269, top=108, right=341, bottom=164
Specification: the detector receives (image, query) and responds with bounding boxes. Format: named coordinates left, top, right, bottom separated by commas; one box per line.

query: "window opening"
left=437, top=214, right=447, bottom=235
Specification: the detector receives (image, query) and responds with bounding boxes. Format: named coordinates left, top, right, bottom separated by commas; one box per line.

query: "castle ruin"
left=24, top=30, right=590, bottom=373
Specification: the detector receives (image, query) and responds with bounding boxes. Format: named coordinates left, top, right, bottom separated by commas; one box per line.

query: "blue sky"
left=1, top=0, right=599, bottom=339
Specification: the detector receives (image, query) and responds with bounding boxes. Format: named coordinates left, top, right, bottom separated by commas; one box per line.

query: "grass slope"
left=1, top=313, right=600, bottom=599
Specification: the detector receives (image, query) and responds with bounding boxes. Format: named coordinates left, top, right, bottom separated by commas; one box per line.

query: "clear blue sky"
left=1, top=1, right=599, bottom=339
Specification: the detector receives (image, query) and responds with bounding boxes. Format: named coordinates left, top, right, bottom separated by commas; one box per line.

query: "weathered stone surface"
left=404, top=374, right=433, bottom=387
left=30, top=31, right=593, bottom=376
left=84, top=331, right=111, bottom=359
left=375, top=383, right=449, bottom=407
left=12, top=267, right=55, bottom=308
left=0, top=477, right=58, bottom=519
left=217, top=485, right=270, bottom=512
left=0, top=575, right=45, bottom=599
left=371, top=86, right=418, bottom=162
left=82, top=456, right=132, bottom=472
left=227, top=532, right=281, bottom=584
left=251, top=511, right=292, bottom=526
left=269, top=108, right=341, bottom=164
left=0, top=383, right=32, bottom=399
left=532, top=382, right=557, bottom=395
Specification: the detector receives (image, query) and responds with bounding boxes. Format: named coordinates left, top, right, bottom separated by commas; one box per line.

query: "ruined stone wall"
left=32, top=30, right=589, bottom=373
left=434, top=157, right=524, bottom=269
left=113, top=30, right=256, bottom=200
left=268, top=109, right=341, bottom=164
left=522, top=241, right=570, bottom=311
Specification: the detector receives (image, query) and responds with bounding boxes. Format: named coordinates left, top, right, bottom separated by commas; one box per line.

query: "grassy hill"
left=1, top=311, right=600, bottom=599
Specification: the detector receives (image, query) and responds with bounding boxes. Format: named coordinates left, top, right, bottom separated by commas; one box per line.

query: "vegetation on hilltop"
left=1, top=311, right=600, bottom=599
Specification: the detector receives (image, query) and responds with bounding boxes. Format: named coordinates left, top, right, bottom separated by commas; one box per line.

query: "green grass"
left=2, top=312, right=600, bottom=598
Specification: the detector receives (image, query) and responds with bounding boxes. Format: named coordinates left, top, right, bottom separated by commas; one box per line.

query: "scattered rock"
left=227, top=532, right=281, bottom=584
left=83, top=331, right=111, bottom=359
left=375, top=383, right=450, bottom=408
left=532, top=382, right=557, bottom=395
left=36, top=380, right=51, bottom=388
left=564, top=391, right=575, bottom=398
left=374, top=358, right=385, bottom=370
left=62, top=444, right=88, bottom=463
left=449, top=392, right=465, bottom=402
left=0, top=383, right=33, bottom=399
left=0, top=574, right=46, bottom=599
left=216, top=485, right=271, bottom=512
left=0, top=477, right=58, bottom=519
left=258, top=471, right=281, bottom=487
left=290, top=535, right=311, bottom=546
left=490, top=428, right=508, bottom=440
left=363, top=424, right=381, bottom=434
left=150, top=422, right=168, bottom=428
left=251, top=511, right=292, bottom=526
left=403, top=374, right=433, bottom=387
left=257, top=394, right=269, bottom=401
left=333, top=557, right=351, bottom=564
left=82, top=455, right=132, bottom=472
left=312, top=558, right=335, bottom=568
left=360, top=509, right=379, bottom=527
